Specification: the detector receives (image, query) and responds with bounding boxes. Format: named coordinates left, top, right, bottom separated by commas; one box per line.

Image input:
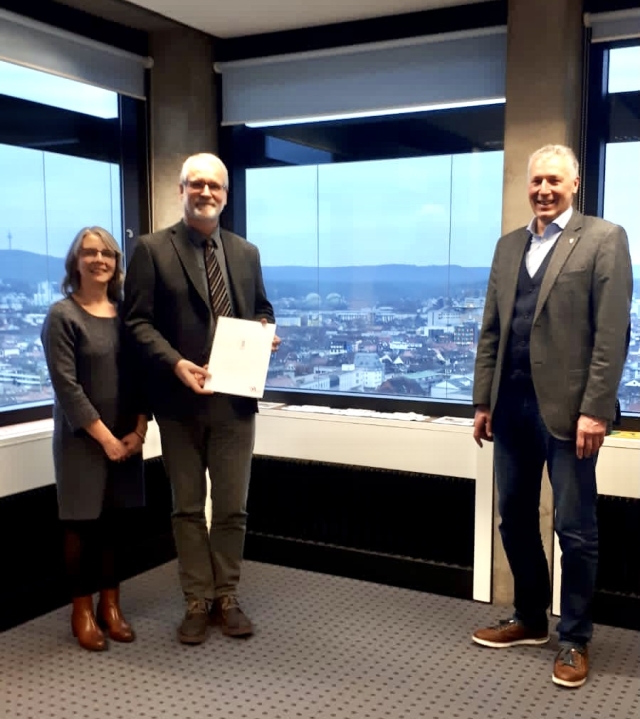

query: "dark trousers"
left=63, top=511, right=121, bottom=597
left=157, top=396, right=255, bottom=602
left=492, top=382, right=598, bottom=647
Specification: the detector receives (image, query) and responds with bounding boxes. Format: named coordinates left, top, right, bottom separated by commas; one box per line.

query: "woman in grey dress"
left=41, top=227, right=147, bottom=651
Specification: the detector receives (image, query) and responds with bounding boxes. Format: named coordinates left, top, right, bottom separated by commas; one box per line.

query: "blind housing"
left=216, top=27, right=507, bottom=127
left=0, top=8, right=151, bottom=100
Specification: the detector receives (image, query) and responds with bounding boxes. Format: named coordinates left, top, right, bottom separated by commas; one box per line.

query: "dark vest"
left=504, top=239, right=558, bottom=384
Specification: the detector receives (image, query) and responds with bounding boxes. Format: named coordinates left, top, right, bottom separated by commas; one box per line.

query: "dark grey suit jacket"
left=473, top=211, right=632, bottom=440
left=122, top=221, right=275, bottom=420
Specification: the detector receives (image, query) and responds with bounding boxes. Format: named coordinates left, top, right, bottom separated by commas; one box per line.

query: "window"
left=227, top=103, right=504, bottom=408
left=0, top=61, right=143, bottom=422
left=586, top=44, right=640, bottom=417
left=607, top=46, right=640, bottom=94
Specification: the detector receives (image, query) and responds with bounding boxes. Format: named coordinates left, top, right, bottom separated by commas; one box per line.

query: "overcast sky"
left=4, top=140, right=640, bottom=270
left=246, top=146, right=640, bottom=268
left=0, top=143, right=121, bottom=258
left=247, top=152, right=504, bottom=267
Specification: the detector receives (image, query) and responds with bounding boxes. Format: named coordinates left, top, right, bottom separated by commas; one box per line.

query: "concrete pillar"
left=493, top=0, right=584, bottom=605
left=148, top=27, right=218, bottom=231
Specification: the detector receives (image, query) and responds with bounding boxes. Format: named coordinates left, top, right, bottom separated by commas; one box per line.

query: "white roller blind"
left=216, top=26, right=506, bottom=127
left=0, top=8, right=152, bottom=100
left=585, top=9, right=640, bottom=43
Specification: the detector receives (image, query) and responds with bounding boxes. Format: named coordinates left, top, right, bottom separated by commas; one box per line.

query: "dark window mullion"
left=583, top=42, right=609, bottom=218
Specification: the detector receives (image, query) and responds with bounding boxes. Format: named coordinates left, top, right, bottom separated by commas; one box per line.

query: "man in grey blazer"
left=471, top=144, right=632, bottom=688
left=122, top=153, right=277, bottom=645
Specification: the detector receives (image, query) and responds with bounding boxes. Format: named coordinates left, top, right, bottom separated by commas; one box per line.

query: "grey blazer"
left=122, top=221, right=275, bottom=421
left=473, top=211, right=632, bottom=440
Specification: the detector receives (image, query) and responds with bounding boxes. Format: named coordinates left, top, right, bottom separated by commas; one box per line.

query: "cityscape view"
left=247, top=151, right=501, bottom=405
left=2, top=146, right=640, bottom=414
left=258, top=261, right=640, bottom=411
left=248, top=148, right=640, bottom=411
left=260, top=263, right=486, bottom=402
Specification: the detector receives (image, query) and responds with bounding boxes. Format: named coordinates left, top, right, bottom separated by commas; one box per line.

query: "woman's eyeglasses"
left=79, top=248, right=117, bottom=260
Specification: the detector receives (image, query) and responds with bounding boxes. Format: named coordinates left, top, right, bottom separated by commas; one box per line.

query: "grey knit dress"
left=41, top=297, right=145, bottom=520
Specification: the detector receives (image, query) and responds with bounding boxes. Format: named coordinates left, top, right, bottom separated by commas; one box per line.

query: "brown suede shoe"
left=211, top=595, right=254, bottom=637
left=472, top=618, right=550, bottom=648
left=178, top=598, right=209, bottom=645
left=553, top=646, right=589, bottom=688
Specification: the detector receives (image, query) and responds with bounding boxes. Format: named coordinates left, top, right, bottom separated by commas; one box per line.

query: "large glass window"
left=0, top=61, right=140, bottom=422
left=229, top=104, right=505, bottom=407
left=589, top=45, right=640, bottom=416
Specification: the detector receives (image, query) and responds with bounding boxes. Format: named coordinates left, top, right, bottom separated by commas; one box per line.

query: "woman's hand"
left=101, top=434, right=129, bottom=462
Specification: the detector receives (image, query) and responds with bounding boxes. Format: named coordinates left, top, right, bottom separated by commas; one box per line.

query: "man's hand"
left=473, top=405, right=493, bottom=447
left=121, top=432, right=144, bottom=458
left=576, top=414, right=606, bottom=459
left=174, top=359, right=212, bottom=394
left=260, top=318, right=281, bottom=352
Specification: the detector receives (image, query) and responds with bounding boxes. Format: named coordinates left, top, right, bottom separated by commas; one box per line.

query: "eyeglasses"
left=184, top=179, right=227, bottom=193
left=79, top=248, right=117, bottom=260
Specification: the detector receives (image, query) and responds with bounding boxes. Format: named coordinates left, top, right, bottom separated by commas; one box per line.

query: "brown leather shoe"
left=178, top=598, right=209, bottom=645
left=97, top=587, right=135, bottom=643
left=553, top=646, right=589, bottom=688
left=472, top=618, right=550, bottom=648
left=211, top=595, right=254, bottom=637
left=71, top=596, right=107, bottom=652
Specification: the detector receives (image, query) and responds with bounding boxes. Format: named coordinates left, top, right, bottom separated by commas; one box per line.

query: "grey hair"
left=61, top=227, right=124, bottom=303
left=179, top=153, right=229, bottom=189
left=528, top=144, right=580, bottom=180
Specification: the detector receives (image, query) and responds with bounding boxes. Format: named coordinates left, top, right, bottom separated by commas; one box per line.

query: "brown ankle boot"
left=97, top=587, right=135, bottom=642
left=71, top=596, right=107, bottom=651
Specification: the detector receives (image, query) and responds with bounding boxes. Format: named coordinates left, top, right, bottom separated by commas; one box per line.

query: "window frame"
left=0, top=92, right=148, bottom=428
left=215, top=2, right=508, bottom=419
left=583, top=38, right=640, bottom=429
left=219, top=105, right=504, bottom=418
left=0, top=2, right=149, bottom=429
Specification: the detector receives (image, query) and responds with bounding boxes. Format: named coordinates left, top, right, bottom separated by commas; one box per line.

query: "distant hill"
left=0, top=250, right=65, bottom=285
left=2, top=251, right=640, bottom=301
left=262, top=264, right=640, bottom=302
left=262, top=265, right=491, bottom=301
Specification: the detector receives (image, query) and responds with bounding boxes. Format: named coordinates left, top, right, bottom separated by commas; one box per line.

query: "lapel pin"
left=569, top=237, right=575, bottom=244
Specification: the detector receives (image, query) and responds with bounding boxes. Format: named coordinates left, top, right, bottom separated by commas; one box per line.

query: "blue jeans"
left=492, top=382, right=598, bottom=647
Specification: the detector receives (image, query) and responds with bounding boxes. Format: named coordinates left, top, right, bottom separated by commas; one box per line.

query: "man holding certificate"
left=122, top=153, right=278, bottom=645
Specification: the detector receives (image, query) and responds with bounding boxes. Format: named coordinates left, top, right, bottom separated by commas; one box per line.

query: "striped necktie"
left=204, top=239, right=232, bottom=318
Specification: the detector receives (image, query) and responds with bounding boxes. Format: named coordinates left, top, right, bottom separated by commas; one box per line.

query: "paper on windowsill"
left=204, top=317, right=276, bottom=398
left=430, top=416, right=474, bottom=426
left=281, top=405, right=429, bottom=421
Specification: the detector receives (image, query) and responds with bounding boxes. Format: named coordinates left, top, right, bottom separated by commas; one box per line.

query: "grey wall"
left=148, top=27, right=219, bottom=231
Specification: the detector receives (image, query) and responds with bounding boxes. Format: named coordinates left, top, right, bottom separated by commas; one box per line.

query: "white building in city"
left=353, top=352, right=384, bottom=389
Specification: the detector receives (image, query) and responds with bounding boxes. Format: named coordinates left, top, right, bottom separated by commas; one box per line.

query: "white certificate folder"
left=204, top=317, right=276, bottom=398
